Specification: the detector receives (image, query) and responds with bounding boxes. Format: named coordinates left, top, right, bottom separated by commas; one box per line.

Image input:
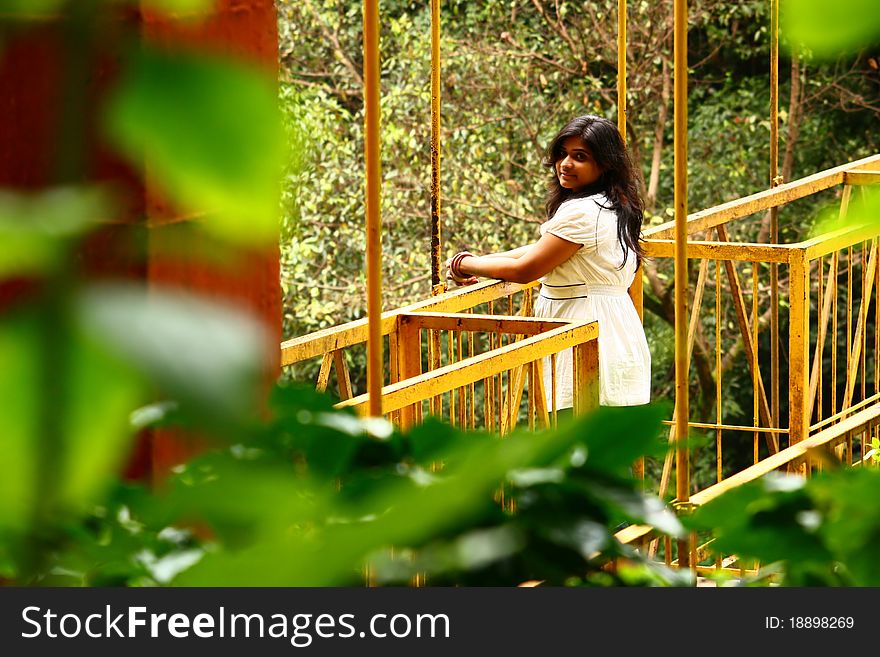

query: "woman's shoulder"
left=552, top=194, right=611, bottom=222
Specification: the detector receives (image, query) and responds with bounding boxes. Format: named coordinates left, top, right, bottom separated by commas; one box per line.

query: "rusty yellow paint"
left=628, top=263, right=643, bottom=321
left=842, top=240, right=878, bottom=409
left=614, top=524, right=655, bottom=546
left=316, top=351, right=333, bottom=393
left=333, top=349, right=353, bottom=400
left=644, top=239, right=790, bottom=263
left=532, top=359, right=550, bottom=429
left=429, top=0, right=443, bottom=291
left=644, top=154, right=880, bottom=240
left=673, top=0, right=689, bottom=566
left=808, top=252, right=839, bottom=420
left=407, top=311, right=569, bottom=335
left=717, top=226, right=778, bottom=453
left=788, top=250, right=810, bottom=452
left=661, top=420, right=788, bottom=434
left=280, top=280, right=536, bottom=366
left=811, top=392, right=880, bottom=433
left=843, top=170, right=880, bottom=186
left=501, top=360, right=527, bottom=435
left=658, top=258, right=710, bottom=499
left=574, top=339, right=600, bottom=414
left=337, top=320, right=598, bottom=416
left=396, top=314, right=423, bottom=431
left=801, top=222, right=879, bottom=261
left=691, top=403, right=880, bottom=507
left=428, top=328, right=442, bottom=416
left=363, top=0, right=383, bottom=417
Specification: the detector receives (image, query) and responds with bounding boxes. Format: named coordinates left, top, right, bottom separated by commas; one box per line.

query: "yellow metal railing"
left=616, top=395, right=880, bottom=576
left=281, top=280, right=600, bottom=432
left=336, top=313, right=599, bottom=431
left=642, top=154, right=880, bottom=501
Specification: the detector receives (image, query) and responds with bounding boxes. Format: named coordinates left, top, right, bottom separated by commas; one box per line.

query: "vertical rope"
left=430, top=0, right=444, bottom=294
left=673, top=0, right=691, bottom=571
left=617, top=0, right=627, bottom=143
left=769, top=0, right=781, bottom=431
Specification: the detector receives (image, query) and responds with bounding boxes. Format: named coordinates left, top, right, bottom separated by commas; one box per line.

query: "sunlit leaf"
left=76, top=283, right=271, bottom=423
left=0, top=313, right=40, bottom=535
left=560, top=404, right=668, bottom=475
left=105, top=47, right=283, bottom=245
left=63, top=332, right=144, bottom=507
left=783, top=1, right=880, bottom=58
left=581, top=479, right=685, bottom=538
left=0, top=309, right=143, bottom=537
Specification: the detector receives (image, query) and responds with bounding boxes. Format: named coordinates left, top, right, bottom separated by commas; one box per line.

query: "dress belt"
left=539, top=282, right=628, bottom=300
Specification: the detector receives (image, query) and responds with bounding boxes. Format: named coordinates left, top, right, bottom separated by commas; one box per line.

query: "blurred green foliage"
left=688, top=468, right=880, bottom=586
left=783, top=0, right=880, bottom=58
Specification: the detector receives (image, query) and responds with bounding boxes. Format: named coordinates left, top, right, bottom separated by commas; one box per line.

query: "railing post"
left=397, top=315, right=423, bottom=430
left=573, top=337, right=600, bottom=415
left=788, top=249, right=810, bottom=473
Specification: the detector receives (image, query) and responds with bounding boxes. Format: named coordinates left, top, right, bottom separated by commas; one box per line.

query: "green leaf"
left=559, top=404, right=668, bottom=475
left=0, top=313, right=40, bottom=535
left=688, top=474, right=833, bottom=566
left=105, top=47, right=283, bottom=245
left=581, top=478, right=685, bottom=538
left=76, top=283, right=271, bottom=423
left=0, top=0, right=63, bottom=16
left=783, top=0, right=880, bottom=58
left=0, top=309, right=143, bottom=537
left=0, top=187, right=108, bottom=277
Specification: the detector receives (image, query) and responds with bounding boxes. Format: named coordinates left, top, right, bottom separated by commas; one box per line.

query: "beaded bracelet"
left=450, top=251, right=474, bottom=279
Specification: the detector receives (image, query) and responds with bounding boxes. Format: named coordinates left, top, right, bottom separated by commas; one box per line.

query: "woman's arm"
left=457, top=233, right=581, bottom=284
left=482, top=245, right=532, bottom=260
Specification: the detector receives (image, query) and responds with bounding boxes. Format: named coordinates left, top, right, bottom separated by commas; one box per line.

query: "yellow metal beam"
left=843, top=170, right=880, bottom=186
left=404, top=311, right=569, bottom=335
left=801, top=223, right=880, bottom=261
left=363, top=0, right=383, bottom=416
left=644, top=154, right=880, bottom=240
left=280, top=279, right=537, bottom=366
left=643, top=239, right=790, bottom=263
left=337, top=320, right=598, bottom=415
left=673, top=0, right=690, bottom=569
left=769, top=0, right=781, bottom=433
left=788, top=250, right=810, bottom=455
left=691, top=403, right=880, bottom=506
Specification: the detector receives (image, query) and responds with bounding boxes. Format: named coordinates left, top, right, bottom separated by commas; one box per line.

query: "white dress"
left=533, top=194, right=651, bottom=408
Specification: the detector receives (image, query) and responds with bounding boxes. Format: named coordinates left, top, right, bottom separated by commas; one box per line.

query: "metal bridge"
left=280, top=0, right=880, bottom=575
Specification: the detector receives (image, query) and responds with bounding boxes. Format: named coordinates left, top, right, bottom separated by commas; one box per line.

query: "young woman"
left=445, top=115, right=650, bottom=409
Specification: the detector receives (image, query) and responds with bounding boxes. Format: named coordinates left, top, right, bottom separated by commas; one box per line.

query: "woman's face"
left=555, top=136, right=602, bottom=191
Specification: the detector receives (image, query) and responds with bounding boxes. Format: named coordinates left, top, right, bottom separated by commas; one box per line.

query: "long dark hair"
left=543, top=115, right=644, bottom=268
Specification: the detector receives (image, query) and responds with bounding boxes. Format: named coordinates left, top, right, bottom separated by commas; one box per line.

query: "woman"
left=446, top=115, right=650, bottom=409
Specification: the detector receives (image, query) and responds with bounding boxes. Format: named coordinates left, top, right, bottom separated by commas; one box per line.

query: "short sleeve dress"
left=534, top=194, right=651, bottom=408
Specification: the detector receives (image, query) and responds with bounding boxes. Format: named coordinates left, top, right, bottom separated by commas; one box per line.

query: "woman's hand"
left=445, top=254, right=478, bottom=286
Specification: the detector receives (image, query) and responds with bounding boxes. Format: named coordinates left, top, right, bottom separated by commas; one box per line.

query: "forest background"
left=279, top=0, right=880, bottom=470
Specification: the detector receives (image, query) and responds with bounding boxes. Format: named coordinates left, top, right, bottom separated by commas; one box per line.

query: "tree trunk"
left=646, top=57, right=671, bottom=213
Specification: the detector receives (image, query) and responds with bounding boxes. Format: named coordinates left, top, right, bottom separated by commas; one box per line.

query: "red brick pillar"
left=0, top=2, right=281, bottom=481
